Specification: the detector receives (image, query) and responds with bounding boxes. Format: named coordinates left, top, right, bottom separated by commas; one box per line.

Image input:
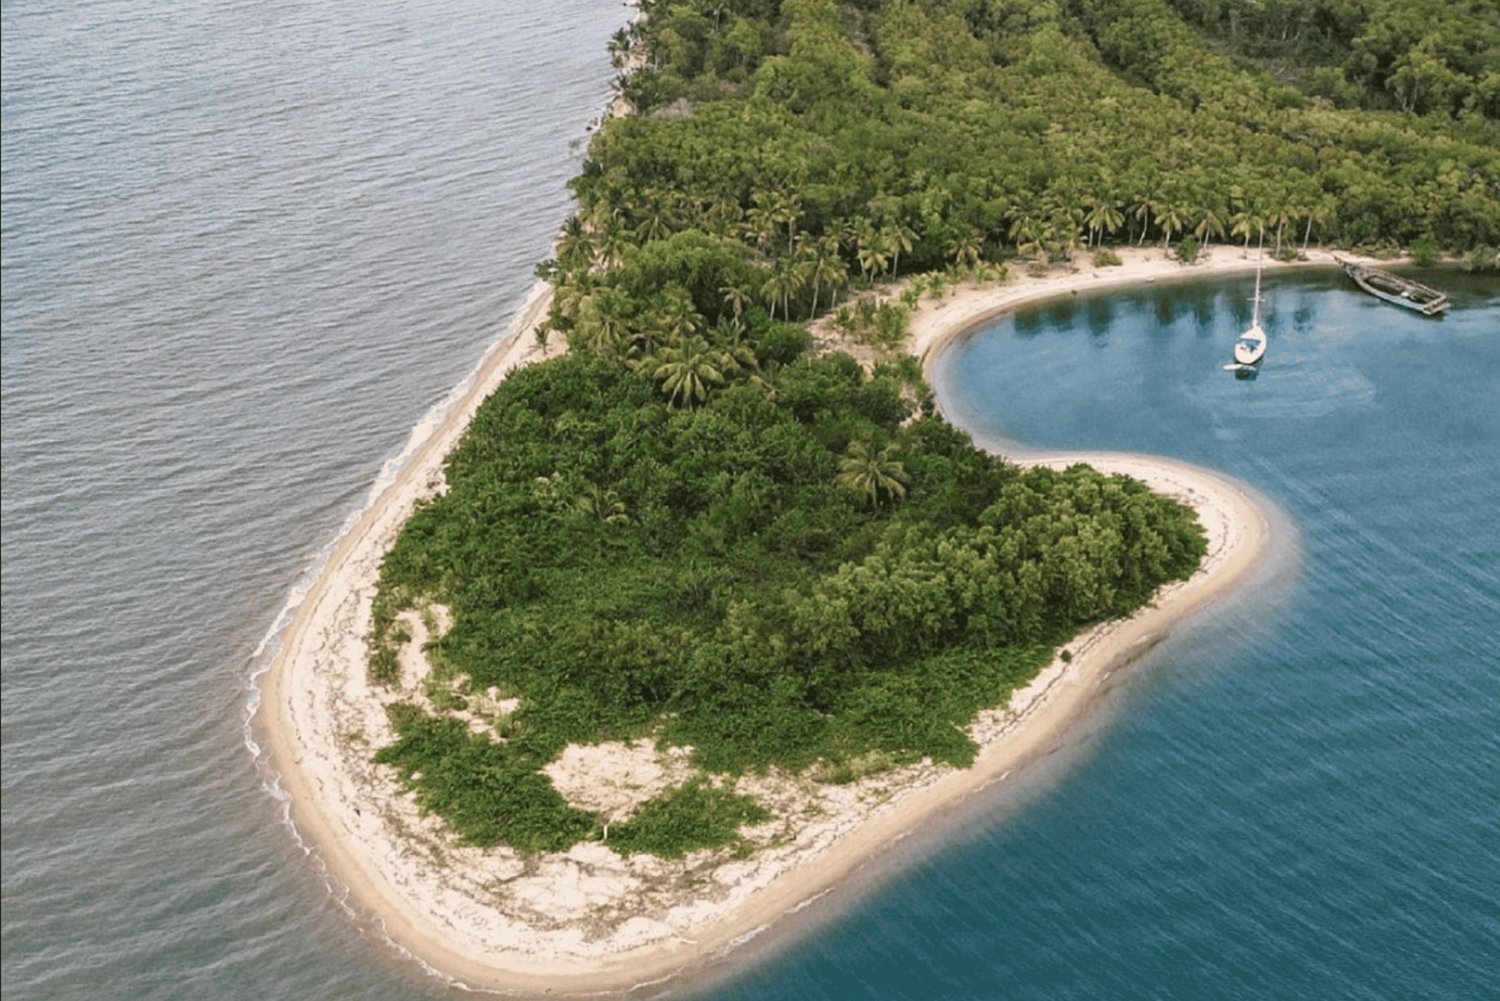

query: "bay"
left=703, top=270, right=1500, bottom=1000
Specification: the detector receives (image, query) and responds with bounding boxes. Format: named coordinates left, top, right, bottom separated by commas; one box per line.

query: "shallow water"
left=5, top=3, right=1499, bottom=998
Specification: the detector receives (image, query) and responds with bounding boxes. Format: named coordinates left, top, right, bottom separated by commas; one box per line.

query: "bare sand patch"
left=543, top=740, right=696, bottom=823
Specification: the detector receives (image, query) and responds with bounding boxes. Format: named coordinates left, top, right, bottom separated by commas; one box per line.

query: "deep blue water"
left=5, top=2, right=1498, bottom=998
left=699, top=271, right=1500, bottom=1000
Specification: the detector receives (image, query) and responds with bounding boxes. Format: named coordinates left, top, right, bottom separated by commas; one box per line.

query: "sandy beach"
left=257, top=244, right=1298, bottom=995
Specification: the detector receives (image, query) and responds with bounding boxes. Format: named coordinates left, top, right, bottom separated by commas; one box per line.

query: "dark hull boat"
left=1340, top=259, right=1450, bottom=316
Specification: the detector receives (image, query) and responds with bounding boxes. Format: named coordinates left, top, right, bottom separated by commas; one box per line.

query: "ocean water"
left=1, top=2, right=626, bottom=998
left=5, top=6, right=1498, bottom=1001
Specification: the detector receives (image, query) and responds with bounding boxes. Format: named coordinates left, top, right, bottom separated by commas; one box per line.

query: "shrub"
left=607, top=781, right=769, bottom=858
left=1093, top=248, right=1122, bottom=267
left=1461, top=246, right=1499, bottom=273
left=1410, top=238, right=1441, bottom=267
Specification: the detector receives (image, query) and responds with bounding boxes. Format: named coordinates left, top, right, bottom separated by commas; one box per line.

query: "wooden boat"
left=1226, top=260, right=1267, bottom=371
left=1340, top=259, right=1450, bottom=316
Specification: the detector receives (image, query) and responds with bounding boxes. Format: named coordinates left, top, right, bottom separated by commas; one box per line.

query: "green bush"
left=607, top=781, right=769, bottom=858
left=1461, top=246, right=1499, bottom=273
left=1410, top=239, right=1441, bottom=267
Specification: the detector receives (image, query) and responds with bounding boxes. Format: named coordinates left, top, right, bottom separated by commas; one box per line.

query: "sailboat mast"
left=1252, top=263, right=1262, bottom=328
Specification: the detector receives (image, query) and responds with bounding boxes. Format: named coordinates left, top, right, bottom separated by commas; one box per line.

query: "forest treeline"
left=367, top=0, right=1493, bottom=859
left=1162, top=0, right=1499, bottom=116
left=579, top=0, right=1494, bottom=298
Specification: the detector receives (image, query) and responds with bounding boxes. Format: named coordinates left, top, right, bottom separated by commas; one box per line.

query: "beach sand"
left=257, top=244, right=1295, bottom=995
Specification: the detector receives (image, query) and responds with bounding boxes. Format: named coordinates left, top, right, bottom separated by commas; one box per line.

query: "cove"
left=704, top=269, right=1500, bottom=1001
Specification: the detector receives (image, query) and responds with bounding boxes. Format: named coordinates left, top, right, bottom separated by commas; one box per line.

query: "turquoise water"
left=702, top=272, right=1500, bottom=1000
left=5, top=1, right=1498, bottom=996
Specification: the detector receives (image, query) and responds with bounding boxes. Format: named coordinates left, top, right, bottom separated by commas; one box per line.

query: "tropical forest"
left=367, top=0, right=1498, bottom=858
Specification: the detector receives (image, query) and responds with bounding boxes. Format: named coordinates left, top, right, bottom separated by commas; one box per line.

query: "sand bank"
left=258, top=245, right=1285, bottom=995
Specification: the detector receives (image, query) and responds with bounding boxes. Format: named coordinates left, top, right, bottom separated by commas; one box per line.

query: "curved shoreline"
left=257, top=248, right=1285, bottom=995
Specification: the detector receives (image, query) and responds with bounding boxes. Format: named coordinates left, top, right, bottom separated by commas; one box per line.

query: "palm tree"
left=751, top=190, right=801, bottom=254
left=759, top=259, right=806, bottom=321
left=702, top=196, right=743, bottom=238
left=596, top=220, right=631, bottom=269
left=772, top=191, right=803, bottom=254
left=1230, top=210, right=1263, bottom=258
left=855, top=230, right=892, bottom=286
left=634, top=189, right=683, bottom=244
left=1157, top=202, right=1188, bottom=251
left=883, top=222, right=917, bottom=278
left=835, top=442, right=909, bottom=510
left=1194, top=207, right=1226, bottom=250
left=743, top=203, right=777, bottom=251
left=1047, top=202, right=1085, bottom=261
left=711, top=320, right=759, bottom=375
left=803, top=235, right=845, bottom=317
left=1085, top=201, right=1124, bottom=248
left=552, top=277, right=592, bottom=323
left=556, top=215, right=596, bottom=271
left=1009, top=215, right=1048, bottom=263
left=1267, top=205, right=1295, bottom=255
left=945, top=230, right=983, bottom=271
left=720, top=283, right=749, bottom=324
left=658, top=287, right=703, bottom=342
left=654, top=338, right=728, bottom=408
left=1132, top=198, right=1156, bottom=246
left=574, top=292, right=629, bottom=358
left=1301, top=197, right=1333, bottom=252
left=1044, top=195, right=1085, bottom=256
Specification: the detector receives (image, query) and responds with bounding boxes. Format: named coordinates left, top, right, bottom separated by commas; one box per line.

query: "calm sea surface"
left=4, top=5, right=1498, bottom=1000
left=2, top=2, right=625, bottom=998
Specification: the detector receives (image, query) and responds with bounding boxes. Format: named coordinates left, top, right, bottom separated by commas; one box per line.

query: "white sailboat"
left=1225, top=258, right=1267, bottom=371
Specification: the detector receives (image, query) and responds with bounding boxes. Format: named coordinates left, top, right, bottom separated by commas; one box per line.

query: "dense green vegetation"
left=576, top=0, right=1494, bottom=304
left=1164, top=0, right=1499, bottom=117
left=369, top=0, right=1496, bottom=859
left=372, top=350, right=1205, bottom=852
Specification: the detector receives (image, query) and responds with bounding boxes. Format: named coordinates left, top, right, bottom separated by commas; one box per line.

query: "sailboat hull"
left=1234, top=326, right=1266, bottom=366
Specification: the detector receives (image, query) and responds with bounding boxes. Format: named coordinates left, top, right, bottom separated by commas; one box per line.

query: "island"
left=258, top=0, right=1498, bottom=993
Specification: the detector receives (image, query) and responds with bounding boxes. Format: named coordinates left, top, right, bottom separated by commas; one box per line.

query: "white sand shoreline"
left=257, top=245, right=1297, bottom=995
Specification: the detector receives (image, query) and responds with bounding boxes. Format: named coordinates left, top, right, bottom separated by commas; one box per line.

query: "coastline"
left=907, top=244, right=1357, bottom=376
left=257, top=246, right=1285, bottom=995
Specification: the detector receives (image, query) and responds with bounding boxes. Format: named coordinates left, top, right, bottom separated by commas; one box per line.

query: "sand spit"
left=259, top=246, right=1289, bottom=995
